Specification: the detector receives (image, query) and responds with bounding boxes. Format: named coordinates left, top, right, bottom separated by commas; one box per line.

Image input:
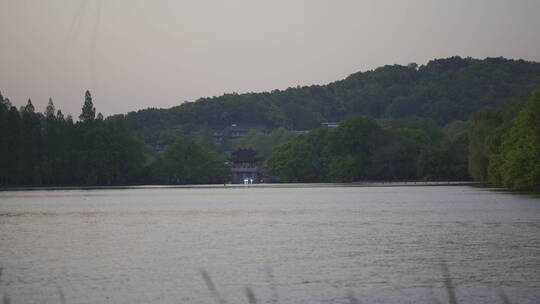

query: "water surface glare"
left=0, top=185, right=539, bottom=303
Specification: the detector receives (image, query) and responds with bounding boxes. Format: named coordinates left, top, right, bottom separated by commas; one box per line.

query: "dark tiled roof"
left=230, top=148, right=259, bottom=163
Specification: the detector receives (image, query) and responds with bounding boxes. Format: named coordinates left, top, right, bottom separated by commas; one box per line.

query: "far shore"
left=0, top=181, right=485, bottom=192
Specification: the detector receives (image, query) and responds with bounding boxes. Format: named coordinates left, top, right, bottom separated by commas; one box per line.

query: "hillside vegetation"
left=121, top=56, right=540, bottom=145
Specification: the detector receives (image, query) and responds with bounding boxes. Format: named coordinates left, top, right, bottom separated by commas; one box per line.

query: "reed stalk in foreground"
left=0, top=263, right=518, bottom=304
left=200, top=263, right=515, bottom=304
left=244, top=286, right=257, bottom=304
left=440, top=260, right=458, bottom=304
left=497, top=288, right=512, bottom=304
left=200, top=269, right=227, bottom=304
left=56, top=285, right=66, bottom=304
left=347, top=290, right=360, bottom=304
left=265, top=265, right=279, bottom=304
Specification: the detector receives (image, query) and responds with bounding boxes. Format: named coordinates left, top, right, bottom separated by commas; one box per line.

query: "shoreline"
left=0, top=181, right=485, bottom=192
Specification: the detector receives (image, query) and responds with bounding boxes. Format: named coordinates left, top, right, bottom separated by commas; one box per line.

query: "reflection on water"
left=0, top=185, right=539, bottom=303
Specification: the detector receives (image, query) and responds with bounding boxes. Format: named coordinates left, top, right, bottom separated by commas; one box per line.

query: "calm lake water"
left=0, top=185, right=539, bottom=304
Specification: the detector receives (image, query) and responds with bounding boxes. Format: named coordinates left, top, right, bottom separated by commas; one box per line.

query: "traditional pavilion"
left=229, top=148, right=262, bottom=184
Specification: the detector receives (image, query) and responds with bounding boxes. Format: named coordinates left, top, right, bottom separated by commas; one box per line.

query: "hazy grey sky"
left=1, top=0, right=539, bottom=117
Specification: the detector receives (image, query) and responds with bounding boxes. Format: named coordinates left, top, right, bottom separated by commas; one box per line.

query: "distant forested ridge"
left=121, top=56, right=540, bottom=145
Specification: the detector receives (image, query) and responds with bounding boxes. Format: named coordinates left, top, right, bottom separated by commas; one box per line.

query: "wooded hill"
left=121, top=56, right=540, bottom=145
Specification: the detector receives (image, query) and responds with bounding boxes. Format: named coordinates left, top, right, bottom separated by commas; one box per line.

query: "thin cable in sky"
left=90, top=0, right=102, bottom=90
left=63, top=0, right=87, bottom=59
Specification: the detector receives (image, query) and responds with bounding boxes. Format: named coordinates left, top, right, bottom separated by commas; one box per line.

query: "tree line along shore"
left=1, top=57, right=539, bottom=191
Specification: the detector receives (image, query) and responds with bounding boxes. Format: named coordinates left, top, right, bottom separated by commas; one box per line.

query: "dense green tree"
left=0, top=93, right=18, bottom=185
left=324, top=116, right=382, bottom=181
left=42, top=98, right=59, bottom=184
left=52, top=115, right=78, bottom=185
left=364, top=132, right=418, bottom=180
left=328, top=155, right=364, bottom=182
left=234, top=128, right=298, bottom=161
left=195, top=124, right=223, bottom=153
left=328, top=115, right=381, bottom=157
left=417, top=133, right=469, bottom=180
left=1, top=101, right=23, bottom=185
left=488, top=91, right=540, bottom=191
left=467, top=108, right=503, bottom=181
left=152, top=136, right=226, bottom=184
left=267, top=140, right=321, bottom=182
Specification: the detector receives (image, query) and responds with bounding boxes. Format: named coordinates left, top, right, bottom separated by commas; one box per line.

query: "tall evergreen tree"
left=1, top=104, right=23, bottom=185
left=20, top=99, right=42, bottom=185
left=56, top=110, right=64, bottom=121
left=80, top=90, right=96, bottom=122
left=0, top=92, right=9, bottom=184
left=24, top=99, right=35, bottom=113
left=45, top=98, right=55, bottom=119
